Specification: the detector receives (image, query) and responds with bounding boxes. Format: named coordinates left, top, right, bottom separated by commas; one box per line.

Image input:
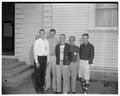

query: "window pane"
left=96, top=4, right=118, bottom=27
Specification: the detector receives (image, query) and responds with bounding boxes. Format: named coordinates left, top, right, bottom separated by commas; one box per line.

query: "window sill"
left=88, top=27, right=118, bottom=31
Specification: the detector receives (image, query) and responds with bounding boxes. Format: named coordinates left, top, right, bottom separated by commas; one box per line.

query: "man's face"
left=39, top=31, right=45, bottom=38
left=50, top=31, right=55, bottom=38
left=60, top=35, right=66, bottom=44
left=69, top=38, right=75, bottom=46
left=80, top=38, right=84, bottom=44
left=82, top=35, right=89, bottom=43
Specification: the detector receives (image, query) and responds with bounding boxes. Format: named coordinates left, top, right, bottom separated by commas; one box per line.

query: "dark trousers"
left=34, top=56, right=47, bottom=92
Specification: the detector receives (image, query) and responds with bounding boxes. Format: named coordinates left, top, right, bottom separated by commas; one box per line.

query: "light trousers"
left=69, top=62, right=77, bottom=92
left=45, top=56, right=56, bottom=91
left=56, top=61, right=70, bottom=93
left=78, top=59, right=90, bottom=81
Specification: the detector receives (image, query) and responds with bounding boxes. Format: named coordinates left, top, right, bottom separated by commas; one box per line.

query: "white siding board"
left=15, top=4, right=43, bottom=65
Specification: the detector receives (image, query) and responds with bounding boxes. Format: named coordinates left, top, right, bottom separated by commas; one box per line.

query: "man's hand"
left=36, top=63, right=40, bottom=68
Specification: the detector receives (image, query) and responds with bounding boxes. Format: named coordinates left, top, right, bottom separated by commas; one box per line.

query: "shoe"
left=77, top=77, right=82, bottom=81
left=63, top=92, right=68, bottom=94
left=82, top=81, right=86, bottom=89
left=56, top=92, right=62, bottom=94
left=40, top=90, right=45, bottom=94
left=72, top=92, right=76, bottom=94
left=68, top=92, right=71, bottom=94
left=40, top=88, right=45, bottom=94
left=83, top=91, right=87, bottom=94
left=53, top=91, right=57, bottom=94
left=82, top=89, right=87, bottom=94
left=85, top=84, right=89, bottom=90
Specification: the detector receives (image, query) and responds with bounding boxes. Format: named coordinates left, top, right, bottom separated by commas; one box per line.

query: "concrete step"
left=2, top=61, right=25, bottom=70
left=3, top=64, right=31, bottom=77
left=2, top=68, right=33, bottom=87
left=2, top=58, right=19, bottom=64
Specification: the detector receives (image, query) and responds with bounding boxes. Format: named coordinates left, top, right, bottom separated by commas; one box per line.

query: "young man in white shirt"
left=33, top=29, right=49, bottom=94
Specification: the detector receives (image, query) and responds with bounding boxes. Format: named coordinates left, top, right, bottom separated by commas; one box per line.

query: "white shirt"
left=60, top=45, right=65, bottom=60
left=33, top=38, right=50, bottom=63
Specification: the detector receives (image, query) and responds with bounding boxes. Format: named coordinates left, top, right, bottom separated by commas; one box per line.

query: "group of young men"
left=33, top=29, right=94, bottom=94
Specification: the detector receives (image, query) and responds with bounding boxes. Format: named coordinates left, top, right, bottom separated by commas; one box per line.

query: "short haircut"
left=39, top=29, right=45, bottom=33
left=50, top=29, right=56, bottom=34
left=82, top=33, right=89, bottom=37
left=60, top=34, right=66, bottom=37
left=69, top=36, right=75, bottom=40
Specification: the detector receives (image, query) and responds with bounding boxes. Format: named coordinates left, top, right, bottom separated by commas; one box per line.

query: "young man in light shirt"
left=55, top=34, right=70, bottom=94
left=45, top=29, right=58, bottom=92
left=33, top=29, right=49, bottom=94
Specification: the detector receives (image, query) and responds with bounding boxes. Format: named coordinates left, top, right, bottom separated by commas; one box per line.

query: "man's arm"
left=46, top=40, right=50, bottom=63
left=79, top=45, right=82, bottom=59
left=33, top=40, right=38, bottom=64
left=89, top=45, right=94, bottom=64
left=55, top=44, right=58, bottom=57
left=76, top=46, right=80, bottom=64
left=68, top=45, right=71, bottom=63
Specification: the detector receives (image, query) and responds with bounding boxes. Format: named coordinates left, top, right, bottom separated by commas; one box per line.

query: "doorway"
left=2, top=2, right=15, bottom=55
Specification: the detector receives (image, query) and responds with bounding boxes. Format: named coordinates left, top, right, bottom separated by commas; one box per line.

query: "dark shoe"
left=40, top=90, right=45, bottom=94
left=82, top=80, right=86, bottom=89
left=68, top=92, right=71, bottom=94
left=39, top=88, right=45, bottom=94
left=77, top=77, right=82, bottom=81
left=85, top=84, right=89, bottom=90
left=72, top=92, right=76, bottom=94
left=56, top=92, right=62, bottom=94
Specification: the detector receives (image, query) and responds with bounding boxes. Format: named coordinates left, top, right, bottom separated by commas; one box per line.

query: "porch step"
left=2, top=58, right=19, bottom=64
left=3, top=64, right=31, bottom=77
left=2, top=61, right=25, bottom=70
left=3, top=69, right=33, bottom=87
left=2, top=57, right=33, bottom=88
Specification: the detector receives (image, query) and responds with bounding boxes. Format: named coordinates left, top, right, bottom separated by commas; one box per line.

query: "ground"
left=3, top=74, right=118, bottom=94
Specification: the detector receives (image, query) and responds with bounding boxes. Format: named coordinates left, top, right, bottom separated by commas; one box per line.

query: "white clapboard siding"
left=52, top=4, right=118, bottom=72
left=89, top=30, right=118, bottom=69
left=15, top=4, right=43, bottom=65
left=43, top=4, right=52, bottom=32
left=52, top=4, right=89, bottom=46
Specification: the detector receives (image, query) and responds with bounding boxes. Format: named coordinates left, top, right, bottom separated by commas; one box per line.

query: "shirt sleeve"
left=89, top=45, right=94, bottom=64
left=33, top=40, right=38, bottom=64
left=79, top=45, right=82, bottom=59
left=46, top=40, right=50, bottom=62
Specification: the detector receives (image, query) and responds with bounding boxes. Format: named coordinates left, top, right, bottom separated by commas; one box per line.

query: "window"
left=95, top=4, right=118, bottom=27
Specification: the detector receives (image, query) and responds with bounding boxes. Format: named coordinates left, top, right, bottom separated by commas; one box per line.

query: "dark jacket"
left=55, top=43, right=70, bottom=65
left=79, top=42, right=94, bottom=64
left=69, top=45, right=79, bottom=62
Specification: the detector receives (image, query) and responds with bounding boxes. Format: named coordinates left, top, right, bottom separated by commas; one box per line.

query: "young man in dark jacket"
left=79, top=33, right=94, bottom=94
left=55, top=34, right=70, bottom=94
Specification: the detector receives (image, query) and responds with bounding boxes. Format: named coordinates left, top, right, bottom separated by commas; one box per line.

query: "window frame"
left=88, top=4, right=118, bottom=31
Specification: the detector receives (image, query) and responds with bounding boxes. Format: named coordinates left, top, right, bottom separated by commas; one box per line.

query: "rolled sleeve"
left=47, top=40, right=50, bottom=62
left=33, top=41, right=38, bottom=64
left=89, top=45, right=94, bottom=64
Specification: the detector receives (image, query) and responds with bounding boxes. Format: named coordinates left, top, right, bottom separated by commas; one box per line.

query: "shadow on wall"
left=28, top=35, right=41, bottom=65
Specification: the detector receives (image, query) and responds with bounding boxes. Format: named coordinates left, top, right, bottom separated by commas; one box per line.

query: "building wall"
left=15, top=4, right=43, bottom=64
left=15, top=3, right=118, bottom=73
left=52, top=4, right=89, bottom=45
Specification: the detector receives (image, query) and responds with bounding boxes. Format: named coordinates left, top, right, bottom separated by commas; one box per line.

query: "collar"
left=83, top=42, right=89, bottom=46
